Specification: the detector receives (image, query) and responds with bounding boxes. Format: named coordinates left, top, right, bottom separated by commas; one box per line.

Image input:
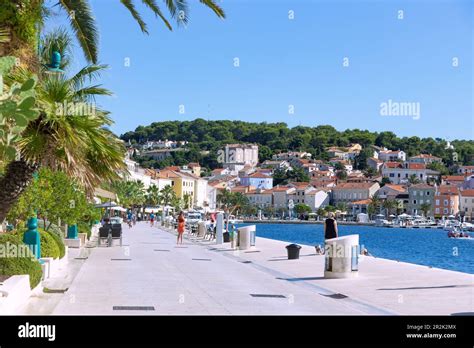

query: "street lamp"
left=44, top=51, right=65, bottom=75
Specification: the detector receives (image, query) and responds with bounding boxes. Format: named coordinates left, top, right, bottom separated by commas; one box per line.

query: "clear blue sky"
left=45, top=0, right=473, bottom=140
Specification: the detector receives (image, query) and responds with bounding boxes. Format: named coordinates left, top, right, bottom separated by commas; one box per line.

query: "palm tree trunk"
left=0, top=159, right=38, bottom=222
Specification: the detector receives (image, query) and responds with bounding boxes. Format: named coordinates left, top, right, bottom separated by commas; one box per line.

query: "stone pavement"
left=21, top=222, right=474, bottom=315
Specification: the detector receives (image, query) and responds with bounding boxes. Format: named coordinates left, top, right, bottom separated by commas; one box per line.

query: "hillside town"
left=124, top=142, right=474, bottom=224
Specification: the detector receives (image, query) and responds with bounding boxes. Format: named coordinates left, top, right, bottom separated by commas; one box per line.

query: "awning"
left=110, top=206, right=127, bottom=212
left=94, top=187, right=117, bottom=201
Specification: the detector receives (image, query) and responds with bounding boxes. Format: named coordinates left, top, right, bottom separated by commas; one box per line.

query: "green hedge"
left=38, top=229, right=60, bottom=259
left=45, top=230, right=65, bottom=259
left=0, top=234, right=43, bottom=289
left=78, top=222, right=91, bottom=240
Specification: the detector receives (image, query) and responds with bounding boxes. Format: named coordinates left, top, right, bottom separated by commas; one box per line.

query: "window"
left=389, top=173, right=394, bottom=177
left=426, top=191, right=430, bottom=196
left=398, top=173, right=401, bottom=178
left=413, top=200, right=417, bottom=204
left=444, top=200, right=448, bottom=206
left=435, top=199, right=440, bottom=205
left=420, top=200, right=423, bottom=204
left=444, top=208, right=448, bottom=214
left=435, top=208, right=440, bottom=214
left=413, top=191, right=417, bottom=196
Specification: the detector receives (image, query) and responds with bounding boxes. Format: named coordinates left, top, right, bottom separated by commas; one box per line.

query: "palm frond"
left=199, top=0, right=225, bottom=18
left=70, top=64, right=108, bottom=90
left=120, top=0, right=149, bottom=34
left=58, top=0, right=99, bottom=63
left=164, top=0, right=189, bottom=26
left=141, top=0, right=172, bottom=30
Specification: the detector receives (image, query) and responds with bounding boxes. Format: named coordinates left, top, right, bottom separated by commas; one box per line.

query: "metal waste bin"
left=197, top=221, right=206, bottom=237
left=324, top=234, right=359, bottom=279
left=286, top=244, right=301, bottom=259
left=237, top=225, right=255, bottom=250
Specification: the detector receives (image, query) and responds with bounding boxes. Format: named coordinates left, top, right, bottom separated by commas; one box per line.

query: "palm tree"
left=183, top=193, right=192, bottom=209
left=408, top=174, right=421, bottom=185
left=382, top=199, right=398, bottom=219
left=0, top=0, right=225, bottom=66
left=217, top=190, right=249, bottom=232
left=146, top=184, right=160, bottom=207
left=0, top=32, right=126, bottom=221
left=368, top=195, right=381, bottom=220
left=159, top=185, right=176, bottom=206
left=420, top=202, right=432, bottom=217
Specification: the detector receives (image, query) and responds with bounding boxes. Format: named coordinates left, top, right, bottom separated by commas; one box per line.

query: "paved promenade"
left=21, top=222, right=473, bottom=315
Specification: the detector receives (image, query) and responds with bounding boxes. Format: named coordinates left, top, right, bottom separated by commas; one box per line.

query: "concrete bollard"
left=324, top=235, right=359, bottom=279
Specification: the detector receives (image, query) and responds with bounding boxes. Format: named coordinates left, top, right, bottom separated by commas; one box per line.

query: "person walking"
left=324, top=212, right=338, bottom=240
left=177, top=211, right=186, bottom=244
left=150, top=211, right=155, bottom=227
left=127, top=210, right=133, bottom=228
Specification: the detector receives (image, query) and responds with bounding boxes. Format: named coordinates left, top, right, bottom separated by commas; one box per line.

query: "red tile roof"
left=460, top=189, right=474, bottom=197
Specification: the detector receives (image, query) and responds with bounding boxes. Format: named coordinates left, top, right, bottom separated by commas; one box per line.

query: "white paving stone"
left=19, top=221, right=472, bottom=315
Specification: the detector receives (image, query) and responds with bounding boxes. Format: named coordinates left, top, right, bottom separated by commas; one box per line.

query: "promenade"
left=20, top=222, right=473, bottom=315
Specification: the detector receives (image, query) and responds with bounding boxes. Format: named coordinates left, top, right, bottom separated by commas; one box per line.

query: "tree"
left=382, top=199, right=398, bottom=219
left=336, top=169, right=347, bottom=180
left=146, top=184, right=160, bottom=206
left=0, top=32, right=126, bottom=222
left=7, top=168, right=89, bottom=229
left=0, top=0, right=225, bottom=66
left=368, top=195, right=381, bottom=219
left=408, top=174, right=421, bottom=185
left=294, top=203, right=311, bottom=215
left=363, top=167, right=377, bottom=178
left=427, top=162, right=449, bottom=176
left=159, top=185, right=177, bottom=209
left=317, top=207, right=326, bottom=220
left=420, top=202, right=432, bottom=217
left=217, top=190, right=249, bottom=231
left=380, top=177, right=391, bottom=187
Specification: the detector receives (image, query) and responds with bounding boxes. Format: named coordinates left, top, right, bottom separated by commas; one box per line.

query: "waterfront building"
left=407, top=183, right=435, bottom=217
left=331, top=182, right=380, bottom=204
left=270, top=185, right=296, bottom=209
left=459, top=189, right=474, bottom=222
left=434, top=185, right=460, bottom=219
left=377, top=184, right=407, bottom=200
left=304, top=188, right=330, bottom=212
left=245, top=188, right=273, bottom=208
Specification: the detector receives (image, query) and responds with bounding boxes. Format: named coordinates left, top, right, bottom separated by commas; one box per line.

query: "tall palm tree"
left=0, top=31, right=126, bottom=221
left=0, top=0, right=225, bottom=65
left=159, top=185, right=175, bottom=206
left=368, top=195, right=381, bottom=219
left=146, top=184, right=160, bottom=207
left=382, top=199, right=398, bottom=219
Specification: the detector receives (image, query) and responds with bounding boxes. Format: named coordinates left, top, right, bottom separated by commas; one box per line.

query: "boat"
left=447, top=228, right=471, bottom=239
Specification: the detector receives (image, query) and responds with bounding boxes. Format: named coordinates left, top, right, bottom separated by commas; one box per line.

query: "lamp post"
left=23, top=171, right=40, bottom=259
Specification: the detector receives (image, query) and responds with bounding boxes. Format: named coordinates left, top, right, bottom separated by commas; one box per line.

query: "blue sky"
left=46, top=0, right=473, bottom=140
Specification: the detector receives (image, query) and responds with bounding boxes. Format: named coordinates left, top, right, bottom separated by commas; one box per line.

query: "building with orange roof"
left=434, top=185, right=460, bottom=218
left=240, top=172, right=273, bottom=189
left=441, top=175, right=466, bottom=187
left=331, top=182, right=380, bottom=204
left=382, top=162, right=439, bottom=184
left=408, top=154, right=442, bottom=165
left=460, top=189, right=474, bottom=221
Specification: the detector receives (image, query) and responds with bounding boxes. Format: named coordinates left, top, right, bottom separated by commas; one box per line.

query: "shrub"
left=0, top=234, right=43, bottom=289
left=78, top=222, right=91, bottom=240
left=38, top=229, right=60, bottom=259
left=45, top=230, right=65, bottom=259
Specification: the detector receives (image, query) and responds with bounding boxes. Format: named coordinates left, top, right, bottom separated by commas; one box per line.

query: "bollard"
left=67, top=224, right=78, bottom=239
left=23, top=217, right=41, bottom=259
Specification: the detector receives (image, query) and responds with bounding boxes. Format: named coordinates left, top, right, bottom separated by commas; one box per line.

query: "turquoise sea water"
left=238, top=223, right=474, bottom=274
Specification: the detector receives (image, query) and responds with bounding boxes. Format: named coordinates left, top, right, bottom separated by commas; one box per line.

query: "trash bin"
left=286, top=244, right=301, bottom=260
left=197, top=222, right=206, bottom=237
left=237, top=225, right=255, bottom=250
left=223, top=232, right=230, bottom=243
left=324, top=234, right=359, bottom=279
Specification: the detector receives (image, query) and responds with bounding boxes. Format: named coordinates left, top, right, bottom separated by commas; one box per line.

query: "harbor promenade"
left=19, top=222, right=473, bottom=315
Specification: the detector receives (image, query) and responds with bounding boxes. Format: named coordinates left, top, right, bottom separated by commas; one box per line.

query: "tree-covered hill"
left=120, top=119, right=474, bottom=170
